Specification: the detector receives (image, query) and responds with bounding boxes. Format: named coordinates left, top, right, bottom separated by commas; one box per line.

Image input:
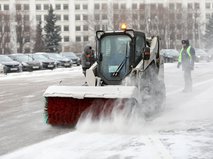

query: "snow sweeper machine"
left=43, top=24, right=166, bottom=126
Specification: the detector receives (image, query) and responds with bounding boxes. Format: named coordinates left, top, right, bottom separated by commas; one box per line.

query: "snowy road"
left=0, top=62, right=213, bottom=159
left=0, top=67, right=84, bottom=155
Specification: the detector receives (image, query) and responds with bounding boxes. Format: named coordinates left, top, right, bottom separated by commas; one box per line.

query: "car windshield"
left=0, top=55, right=14, bottom=62
left=47, top=53, right=64, bottom=60
left=33, top=54, right=48, bottom=60
left=12, top=55, right=33, bottom=62
left=62, top=53, right=76, bottom=58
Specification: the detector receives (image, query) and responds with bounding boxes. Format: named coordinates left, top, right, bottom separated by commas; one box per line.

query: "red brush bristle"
left=45, top=97, right=121, bottom=126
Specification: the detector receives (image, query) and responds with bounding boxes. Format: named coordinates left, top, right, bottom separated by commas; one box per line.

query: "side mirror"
left=143, top=47, right=150, bottom=60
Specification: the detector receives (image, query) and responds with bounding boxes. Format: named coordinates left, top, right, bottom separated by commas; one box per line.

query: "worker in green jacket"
left=177, top=40, right=195, bottom=92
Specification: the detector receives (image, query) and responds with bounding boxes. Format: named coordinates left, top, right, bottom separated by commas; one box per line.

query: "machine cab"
left=96, top=29, right=146, bottom=85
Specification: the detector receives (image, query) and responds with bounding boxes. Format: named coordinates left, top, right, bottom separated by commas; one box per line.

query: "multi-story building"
left=0, top=0, right=213, bottom=54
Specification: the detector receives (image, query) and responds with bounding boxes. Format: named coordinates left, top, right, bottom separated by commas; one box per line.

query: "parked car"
left=195, top=48, right=210, bottom=62
left=8, top=53, right=42, bottom=71
left=28, top=53, right=56, bottom=70
left=0, top=55, right=22, bottom=74
left=36, top=52, right=72, bottom=68
left=160, top=49, right=179, bottom=63
left=61, top=52, right=80, bottom=66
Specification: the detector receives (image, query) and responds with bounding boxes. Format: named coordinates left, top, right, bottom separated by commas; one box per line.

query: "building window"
left=44, top=4, right=49, bottom=10
left=63, top=15, right=69, bottom=21
left=55, top=4, right=61, bottom=10
left=94, top=3, right=100, bottom=10
left=102, top=14, right=107, bottom=20
left=36, top=15, right=41, bottom=21
left=83, top=25, right=88, bottom=31
left=102, top=3, right=107, bottom=10
left=158, top=4, right=163, bottom=10
left=151, top=4, right=156, bottom=10
left=195, top=3, right=200, bottom=9
left=24, top=15, right=30, bottom=21
left=75, top=4, right=80, bottom=10
left=206, top=13, right=211, bottom=19
left=76, top=36, right=81, bottom=42
left=177, top=34, right=181, bottom=40
left=132, top=25, right=137, bottom=29
left=139, top=4, right=145, bottom=10
left=95, top=25, right=100, bottom=31
left=94, top=14, right=100, bottom=20
left=64, top=36, right=69, bottom=42
left=113, top=3, right=118, bottom=10
left=188, top=3, right=193, bottom=9
left=132, top=14, right=138, bottom=20
left=64, top=4, right=69, bottom=10
left=24, top=4, right=29, bottom=10
left=113, top=14, right=119, bottom=21
left=139, top=14, right=145, bottom=20
left=132, top=3, right=137, bottom=9
left=36, top=4, right=41, bottom=10
left=83, top=36, right=88, bottom=42
left=16, top=4, right=21, bottom=10
left=169, top=3, right=174, bottom=10
left=140, top=24, right=146, bottom=30
left=120, top=4, right=126, bottom=9
left=56, top=15, right=61, bottom=21
left=64, top=25, right=69, bottom=31
left=83, top=15, right=88, bottom=21
left=5, top=25, right=10, bottom=32
left=58, top=26, right=61, bottom=31
left=176, top=3, right=182, bottom=10
left=4, top=4, right=9, bottom=10
left=76, top=26, right=81, bottom=31
left=75, top=15, right=80, bottom=20
left=83, top=4, right=88, bottom=10
left=176, top=13, right=182, bottom=19
left=206, top=3, right=211, bottom=9
left=24, top=25, right=30, bottom=32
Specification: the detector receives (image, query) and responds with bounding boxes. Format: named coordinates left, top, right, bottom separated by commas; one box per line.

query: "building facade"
left=0, top=0, right=213, bottom=53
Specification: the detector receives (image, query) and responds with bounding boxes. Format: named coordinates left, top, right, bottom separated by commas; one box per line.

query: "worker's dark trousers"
left=184, top=69, right=192, bottom=91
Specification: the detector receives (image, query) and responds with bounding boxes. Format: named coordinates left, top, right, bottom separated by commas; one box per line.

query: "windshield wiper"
left=112, top=44, right=129, bottom=77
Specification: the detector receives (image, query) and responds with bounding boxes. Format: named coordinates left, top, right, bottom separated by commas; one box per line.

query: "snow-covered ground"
left=0, top=62, right=213, bottom=159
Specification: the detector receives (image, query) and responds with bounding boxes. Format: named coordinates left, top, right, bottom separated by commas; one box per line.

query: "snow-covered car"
left=28, top=53, right=56, bottom=70
left=36, top=52, right=72, bottom=68
left=195, top=48, right=210, bottom=62
left=0, top=55, right=22, bottom=74
left=61, top=52, right=80, bottom=66
left=8, top=54, right=42, bottom=71
left=160, top=49, right=179, bottom=63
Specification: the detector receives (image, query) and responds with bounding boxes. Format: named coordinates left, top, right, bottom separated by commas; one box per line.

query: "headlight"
left=22, top=62, right=28, bottom=66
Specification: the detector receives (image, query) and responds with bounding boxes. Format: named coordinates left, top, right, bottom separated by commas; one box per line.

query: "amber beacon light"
left=120, top=23, right=127, bottom=30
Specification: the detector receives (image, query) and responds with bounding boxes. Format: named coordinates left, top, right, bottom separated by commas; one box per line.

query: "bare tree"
left=0, top=11, right=11, bottom=54
left=15, top=2, right=35, bottom=53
